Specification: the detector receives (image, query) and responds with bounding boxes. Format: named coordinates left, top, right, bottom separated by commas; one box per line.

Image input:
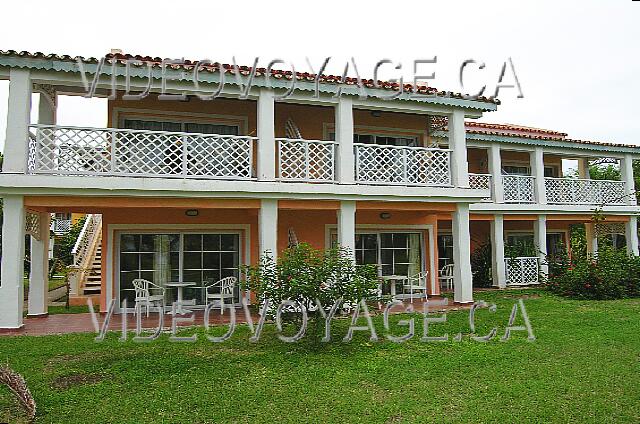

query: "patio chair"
left=439, top=264, right=455, bottom=291
left=131, top=278, right=166, bottom=317
left=202, top=276, right=237, bottom=314
left=402, top=271, right=429, bottom=303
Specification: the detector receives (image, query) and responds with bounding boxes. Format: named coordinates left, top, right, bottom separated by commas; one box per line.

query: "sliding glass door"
left=118, top=232, right=241, bottom=308
left=341, top=231, right=424, bottom=277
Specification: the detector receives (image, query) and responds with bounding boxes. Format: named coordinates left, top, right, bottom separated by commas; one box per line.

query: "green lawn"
left=0, top=289, right=638, bottom=423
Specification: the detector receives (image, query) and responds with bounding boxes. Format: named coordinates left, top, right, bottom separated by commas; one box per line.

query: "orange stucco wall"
left=95, top=199, right=446, bottom=310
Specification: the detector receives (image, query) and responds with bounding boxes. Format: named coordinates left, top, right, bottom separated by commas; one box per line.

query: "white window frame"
left=107, top=224, right=251, bottom=313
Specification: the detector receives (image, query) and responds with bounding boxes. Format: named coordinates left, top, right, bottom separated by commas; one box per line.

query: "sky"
left=0, top=0, right=639, bottom=151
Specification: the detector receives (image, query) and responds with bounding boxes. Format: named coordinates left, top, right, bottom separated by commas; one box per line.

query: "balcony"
left=502, top=175, right=536, bottom=203
left=26, top=124, right=455, bottom=190
left=544, top=177, right=626, bottom=205
left=354, top=144, right=451, bottom=186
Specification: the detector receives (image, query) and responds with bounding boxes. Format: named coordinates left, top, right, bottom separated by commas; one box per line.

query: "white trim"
left=107, top=223, right=251, bottom=313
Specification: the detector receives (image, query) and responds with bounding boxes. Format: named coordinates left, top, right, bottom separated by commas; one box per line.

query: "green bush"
left=242, top=243, right=379, bottom=320
left=471, top=242, right=493, bottom=288
left=546, top=245, right=640, bottom=300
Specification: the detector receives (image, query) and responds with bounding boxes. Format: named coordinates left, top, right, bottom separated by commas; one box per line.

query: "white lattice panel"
left=545, top=178, right=626, bottom=205
left=505, top=257, right=539, bottom=285
left=595, top=222, right=626, bottom=237
left=278, top=138, right=335, bottom=182
left=469, top=173, right=492, bottom=190
left=354, top=144, right=451, bottom=186
left=28, top=125, right=256, bottom=180
left=25, top=211, right=41, bottom=240
left=503, top=175, right=535, bottom=203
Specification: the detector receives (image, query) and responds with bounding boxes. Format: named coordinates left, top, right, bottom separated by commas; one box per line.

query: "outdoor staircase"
left=68, top=214, right=103, bottom=299
left=82, top=243, right=102, bottom=295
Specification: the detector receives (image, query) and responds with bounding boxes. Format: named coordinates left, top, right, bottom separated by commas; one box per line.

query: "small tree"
left=242, top=243, right=379, bottom=324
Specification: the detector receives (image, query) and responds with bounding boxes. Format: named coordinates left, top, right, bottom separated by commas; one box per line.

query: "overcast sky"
left=0, top=0, right=639, bottom=150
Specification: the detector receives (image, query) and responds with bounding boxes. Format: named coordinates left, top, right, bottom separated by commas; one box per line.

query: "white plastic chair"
left=403, top=271, right=429, bottom=303
left=132, top=278, right=166, bottom=317
left=439, top=264, right=455, bottom=291
left=203, top=276, right=237, bottom=314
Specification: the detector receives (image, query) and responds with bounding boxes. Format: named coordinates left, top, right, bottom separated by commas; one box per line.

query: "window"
left=332, top=231, right=423, bottom=277
left=437, top=233, right=454, bottom=268
left=502, top=165, right=530, bottom=175
left=118, top=232, right=241, bottom=307
left=122, top=119, right=239, bottom=135
left=329, top=131, right=419, bottom=147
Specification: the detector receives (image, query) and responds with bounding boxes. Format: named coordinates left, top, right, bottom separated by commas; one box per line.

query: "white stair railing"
left=69, top=214, right=102, bottom=295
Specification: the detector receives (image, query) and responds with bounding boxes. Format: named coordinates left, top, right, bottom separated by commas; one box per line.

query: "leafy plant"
left=545, top=244, right=640, bottom=300
left=471, top=242, right=493, bottom=288
left=242, top=243, right=379, bottom=323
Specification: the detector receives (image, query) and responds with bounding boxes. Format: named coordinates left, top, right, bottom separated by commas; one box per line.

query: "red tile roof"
left=0, top=50, right=500, bottom=105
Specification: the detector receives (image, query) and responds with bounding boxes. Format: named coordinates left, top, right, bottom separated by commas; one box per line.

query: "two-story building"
left=0, top=51, right=637, bottom=329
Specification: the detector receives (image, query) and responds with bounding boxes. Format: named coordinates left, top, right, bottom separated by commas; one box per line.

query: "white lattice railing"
left=354, top=144, right=451, bottom=186
left=277, top=138, right=336, bottom=182
left=27, top=124, right=256, bottom=180
left=505, top=256, right=540, bottom=286
left=503, top=175, right=536, bottom=203
left=545, top=177, right=626, bottom=205
left=469, top=173, right=492, bottom=190
left=469, top=173, right=493, bottom=201
left=51, top=219, right=72, bottom=235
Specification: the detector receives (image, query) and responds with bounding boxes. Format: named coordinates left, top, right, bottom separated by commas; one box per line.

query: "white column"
left=3, top=69, right=32, bottom=173
left=578, top=157, right=590, bottom=179
left=530, top=147, right=546, bottom=204
left=0, top=195, right=26, bottom=328
left=452, top=204, right=473, bottom=303
left=257, top=88, right=276, bottom=181
left=259, top=199, right=278, bottom=259
left=28, top=212, right=50, bottom=316
left=337, top=201, right=356, bottom=260
left=585, top=223, right=598, bottom=257
left=534, top=214, right=548, bottom=277
left=448, top=110, right=469, bottom=188
left=335, top=97, right=355, bottom=184
left=625, top=216, right=639, bottom=256
left=488, top=144, right=504, bottom=203
left=490, top=214, right=506, bottom=288
left=620, top=154, right=636, bottom=205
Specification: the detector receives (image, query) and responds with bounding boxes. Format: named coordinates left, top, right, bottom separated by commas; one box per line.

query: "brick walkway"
left=1, top=297, right=467, bottom=337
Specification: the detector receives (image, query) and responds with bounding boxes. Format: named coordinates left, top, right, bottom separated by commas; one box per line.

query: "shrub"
left=471, top=242, right=493, bottom=288
left=546, top=245, right=640, bottom=300
left=242, top=243, right=379, bottom=320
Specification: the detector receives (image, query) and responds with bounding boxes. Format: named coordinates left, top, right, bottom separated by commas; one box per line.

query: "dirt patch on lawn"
left=51, top=373, right=107, bottom=390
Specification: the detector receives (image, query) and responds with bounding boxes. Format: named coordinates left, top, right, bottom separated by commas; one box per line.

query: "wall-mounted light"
left=371, top=110, right=382, bottom=117
left=380, top=212, right=392, bottom=220
left=185, top=209, right=199, bottom=217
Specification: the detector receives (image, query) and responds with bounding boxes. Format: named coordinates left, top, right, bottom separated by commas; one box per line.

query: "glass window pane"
left=140, top=235, right=155, bottom=252
left=203, top=234, right=220, bottom=251
left=203, top=252, right=220, bottom=270
left=120, top=234, right=139, bottom=252
left=183, top=252, right=202, bottom=269
left=120, top=253, right=138, bottom=271
left=220, top=234, right=238, bottom=251
left=139, top=253, right=154, bottom=270
left=184, top=234, right=202, bottom=251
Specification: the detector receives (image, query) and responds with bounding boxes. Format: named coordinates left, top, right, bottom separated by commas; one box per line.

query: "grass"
left=0, top=289, right=638, bottom=423
left=22, top=276, right=67, bottom=293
